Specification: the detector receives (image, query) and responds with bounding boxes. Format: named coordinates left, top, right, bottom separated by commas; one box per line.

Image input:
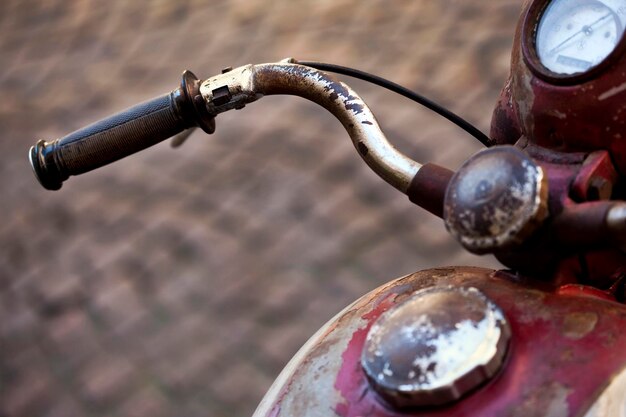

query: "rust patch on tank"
left=562, top=312, right=598, bottom=340
left=507, top=382, right=571, bottom=417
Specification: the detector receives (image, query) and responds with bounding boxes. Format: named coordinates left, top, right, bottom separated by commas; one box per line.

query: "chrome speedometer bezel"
left=522, top=0, right=626, bottom=85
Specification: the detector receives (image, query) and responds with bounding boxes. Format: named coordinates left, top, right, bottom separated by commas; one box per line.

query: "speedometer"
left=535, top=0, right=626, bottom=75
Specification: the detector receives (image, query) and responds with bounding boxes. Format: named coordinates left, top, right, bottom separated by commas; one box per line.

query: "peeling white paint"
left=403, top=313, right=499, bottom=389
left=583, top=365, right=626, bottom=417
left=363, top=287, right=509, bottom=396
left=598, top=82, right=626, bottom=101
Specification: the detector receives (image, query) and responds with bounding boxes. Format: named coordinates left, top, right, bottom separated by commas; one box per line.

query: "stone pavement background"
left=0, top=1, right=522, bottom=416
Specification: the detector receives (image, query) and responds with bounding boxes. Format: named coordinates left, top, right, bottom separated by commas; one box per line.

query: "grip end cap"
left=29, top=140, right=64, bottom=191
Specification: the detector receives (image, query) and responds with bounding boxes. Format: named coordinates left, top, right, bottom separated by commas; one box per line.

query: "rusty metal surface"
left=486, top=137, right=626, bottom=282
left=571, top=151, right=618, bottom=202
left=200, top=62, right=422, bottom=192
left=255, top=267, right=626, bottom=417
left=497, top=0, right=626, bottom=175
left=406, top=163, right=455, bottom=218
left=0, top=2, right=520, bottom=416
left=254, top=63, right=422, bottom=192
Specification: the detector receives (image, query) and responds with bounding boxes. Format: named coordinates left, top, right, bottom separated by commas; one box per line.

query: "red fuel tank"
left=253, top=267, right=626, bottom=417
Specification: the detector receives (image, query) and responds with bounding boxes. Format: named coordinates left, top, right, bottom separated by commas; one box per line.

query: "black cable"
left=298, top=61, right=490, bottom=147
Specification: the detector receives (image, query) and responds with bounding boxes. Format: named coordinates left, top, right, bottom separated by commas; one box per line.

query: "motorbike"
left=27, top=0, right=626, bottom=415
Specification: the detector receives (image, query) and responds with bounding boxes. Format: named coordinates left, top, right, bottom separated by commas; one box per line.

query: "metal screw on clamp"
left=211, top=86, right=232, bottom=106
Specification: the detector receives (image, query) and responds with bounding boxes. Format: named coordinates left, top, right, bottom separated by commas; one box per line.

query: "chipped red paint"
left=329, top=1, right=626, bottom=412
left=486, top=141, right=626, bottom=281
left=492, top=1, right=626, bottom=176
left=268, top=405, right=280, bottom=417
left=334, top=294, right=396, bottom=416
left=488, top=11, right=626, bottom=281
left=571, top=151, right=619, bottom=202
left=331, top=269, right=626, bottom=417
left=250, top=2, right=626, bottom=415
left=556, top=284, right=616, bottom=302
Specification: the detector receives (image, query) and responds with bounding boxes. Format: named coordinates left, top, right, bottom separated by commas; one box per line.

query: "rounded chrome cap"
left=361, top=286, right=511, bottom=409
left=444, top=145, right=548, bottom=254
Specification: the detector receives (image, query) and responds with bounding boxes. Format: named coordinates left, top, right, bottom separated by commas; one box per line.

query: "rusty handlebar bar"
left=29, top=60, right=430, bottom=193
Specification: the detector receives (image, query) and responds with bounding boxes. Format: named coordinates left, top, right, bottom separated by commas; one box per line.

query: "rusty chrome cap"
left=443, top=145, right=548, bottom=254
left=361, top=286, right=511, bottom=409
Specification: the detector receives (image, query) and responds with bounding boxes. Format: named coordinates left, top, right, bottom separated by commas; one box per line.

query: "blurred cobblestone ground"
left=0, top=1, right=522, bottom=416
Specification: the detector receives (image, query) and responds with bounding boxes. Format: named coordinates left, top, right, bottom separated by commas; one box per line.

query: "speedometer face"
left=536, top=0, right=626, bottom=75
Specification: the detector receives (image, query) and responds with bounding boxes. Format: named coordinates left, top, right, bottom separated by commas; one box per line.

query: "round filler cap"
left=361, top=286, right=511, bottom=409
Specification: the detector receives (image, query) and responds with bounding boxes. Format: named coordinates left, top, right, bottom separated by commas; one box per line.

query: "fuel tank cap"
left=361, top=286, right=511, bottom=409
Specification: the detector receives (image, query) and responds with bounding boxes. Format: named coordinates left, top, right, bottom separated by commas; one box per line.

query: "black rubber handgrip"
left=29, top=70, right=215, bottom=190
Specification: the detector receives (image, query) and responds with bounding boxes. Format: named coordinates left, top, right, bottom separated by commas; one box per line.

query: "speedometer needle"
left=548, top=13, right=613, bottom=55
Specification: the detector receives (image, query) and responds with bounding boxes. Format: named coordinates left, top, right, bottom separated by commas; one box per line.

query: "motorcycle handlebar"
left=29, top=62, right=426, bottom=195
